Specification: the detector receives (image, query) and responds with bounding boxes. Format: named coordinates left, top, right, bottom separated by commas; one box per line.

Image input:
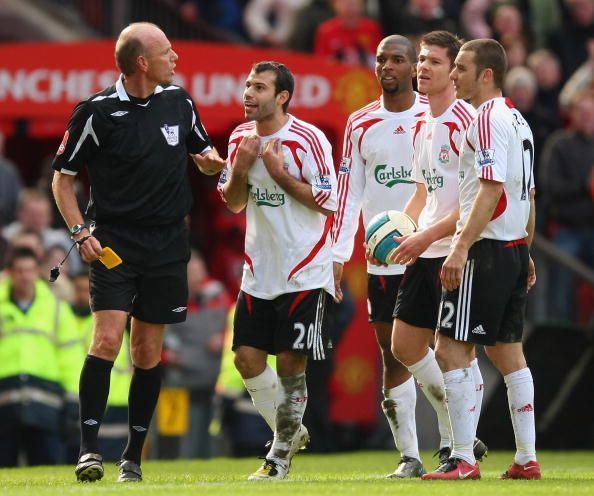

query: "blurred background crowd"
left=0, top=0, right=592, bottom=466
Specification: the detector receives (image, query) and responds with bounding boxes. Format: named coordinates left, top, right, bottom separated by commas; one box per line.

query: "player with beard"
left=218, top=61, right=337, bottom=480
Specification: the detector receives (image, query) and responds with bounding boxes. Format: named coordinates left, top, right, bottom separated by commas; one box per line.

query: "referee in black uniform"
left=52, top=22, right=225, bottom=483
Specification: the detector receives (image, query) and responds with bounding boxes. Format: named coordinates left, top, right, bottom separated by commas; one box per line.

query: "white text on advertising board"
left=0, top=70, right=331, bottom=108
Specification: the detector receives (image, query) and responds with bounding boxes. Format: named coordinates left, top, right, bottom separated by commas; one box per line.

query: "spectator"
left=492, top=3, right=525, bottom=40
left=161, top=250, right=230, bottom=459
left=3, top=189, right=81, bottom=273
left=244, top=0, right=307, bottom=47
left=0, top=247, right=84, bottom=467
left=539, top=90, right=594, bottom=321
left=461, top=0, right=493, bottom=39
left=527, top=49, right=563, bottom=117
left=548, top=0, right=594, bottom=80
left=380, top=0, right=458, bottom=46
left=0, top=230, right=44, bottom=279
left=0, top=131, right=23, bottom=227
left=501, top=35, right=529, bottom=68
left=559, top=37, right=594, bottom=112
left=287, top=0, right=334, bottom=52
left=179, top=0, right=247, bottom=42
left=528, top=0, right=562, bottom=49
left=314, top=0, right=383, bottom=68
left=504, top=67, right=559, bottom=185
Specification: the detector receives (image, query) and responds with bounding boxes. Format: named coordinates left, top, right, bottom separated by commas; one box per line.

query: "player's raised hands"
left=234, top=135, right=260, bottom=171
left=262, top=138, right=285, bottom=179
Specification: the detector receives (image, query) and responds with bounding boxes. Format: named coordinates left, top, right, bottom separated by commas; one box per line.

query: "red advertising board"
left=0, top=41, right=380, bottom=136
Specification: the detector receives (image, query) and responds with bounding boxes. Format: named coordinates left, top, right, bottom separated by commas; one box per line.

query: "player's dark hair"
left=461, top=39, right=508, bottom=90
left=116, top=36, right=145, bottom=76
left=6, top=246, right=38, bottom=268
left=421, top=31, right=464, bottom=69
left=252, top=61, right=294, bottom=113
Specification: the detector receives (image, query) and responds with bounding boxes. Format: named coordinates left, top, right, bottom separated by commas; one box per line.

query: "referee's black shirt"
left=52, top=75, right=212, bottom=227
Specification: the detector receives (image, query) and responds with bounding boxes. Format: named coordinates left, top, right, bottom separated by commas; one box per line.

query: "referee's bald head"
left=115, top=22, right=163, bottom=76
left=378, top=35, right=417, bottom=64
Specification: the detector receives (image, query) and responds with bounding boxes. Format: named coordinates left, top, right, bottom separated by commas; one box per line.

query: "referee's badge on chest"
left=160, top=124, right=179, bottom=146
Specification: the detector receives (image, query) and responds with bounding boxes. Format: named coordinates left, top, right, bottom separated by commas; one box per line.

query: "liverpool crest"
left=438, top=144, right=450, bottom=164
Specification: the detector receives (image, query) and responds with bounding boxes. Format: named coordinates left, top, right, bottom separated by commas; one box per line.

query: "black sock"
left=122, top=363, right=162, bottom=465
left=79, top=355, right=113, bottom=457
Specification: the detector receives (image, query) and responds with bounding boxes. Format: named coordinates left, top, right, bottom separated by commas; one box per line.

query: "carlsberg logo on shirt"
left=422, top=168, right=444, bottom=192
left=249, top=186, right=286, bottom=207
left=374, top=164, right=414, bottom=187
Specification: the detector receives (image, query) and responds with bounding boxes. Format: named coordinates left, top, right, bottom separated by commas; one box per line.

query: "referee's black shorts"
left=89, top=221, right=190, bottom=324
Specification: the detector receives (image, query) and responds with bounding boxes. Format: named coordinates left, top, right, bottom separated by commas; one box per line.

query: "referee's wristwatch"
left=70, top=223, right=87, bottom=239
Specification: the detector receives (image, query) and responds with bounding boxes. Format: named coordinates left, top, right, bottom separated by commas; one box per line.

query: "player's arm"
left=441, top=178, right=503, bottom=290
left=191, top=148, right=226, bottom=176
left=221, top=135, right=260, bottom=213
left=332, top=120, right=366, bottom=301
left=262, top=138, right=334, bottom=216
left=441, top=112, right=511, bottom=290
left=403, top=182, right=427, bottom=225
left=392, top=199, right=459, bottom=265
left=527, top=188, right=536, bottom=290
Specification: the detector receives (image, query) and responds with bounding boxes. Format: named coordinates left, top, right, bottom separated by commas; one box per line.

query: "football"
left=365, top=210, right=418, bottom=264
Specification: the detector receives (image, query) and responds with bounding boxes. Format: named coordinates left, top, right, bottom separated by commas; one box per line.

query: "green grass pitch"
left=0, top=451, right=592, bottom=495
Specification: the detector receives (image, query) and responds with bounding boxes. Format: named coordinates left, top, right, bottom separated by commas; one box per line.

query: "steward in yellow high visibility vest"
left=0, top=247, right=85, bottom=467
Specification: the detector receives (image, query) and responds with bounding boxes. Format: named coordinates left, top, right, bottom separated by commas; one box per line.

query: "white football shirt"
left=457, top=97, right=534, bottom=241
left=412, top=99, right=476, bottom=257
left=218, top=115, right=337, bottom=300
left=332, top=93, right=429, bottom=275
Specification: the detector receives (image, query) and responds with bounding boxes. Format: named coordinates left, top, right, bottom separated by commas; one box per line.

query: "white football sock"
left=470, top=358, right=484, bottom=435
left=407, top=348, right=451, bottom=448
left=382, top=376, right=420, bottom=460
left=444, top=368, right=476, bottom=465
left=504, top=368, right=537, bottom=465
left=268, top=373, right=308, bottom=463
left=243, top=364, right=278, bottom=431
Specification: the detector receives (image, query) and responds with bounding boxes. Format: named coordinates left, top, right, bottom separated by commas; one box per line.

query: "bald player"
left=52, top=22, right=225, bottom=482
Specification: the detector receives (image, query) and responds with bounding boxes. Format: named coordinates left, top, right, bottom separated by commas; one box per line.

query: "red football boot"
left=422, top=457, right=480, bottom=480
left=500, top=460, right=542, bottom=480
